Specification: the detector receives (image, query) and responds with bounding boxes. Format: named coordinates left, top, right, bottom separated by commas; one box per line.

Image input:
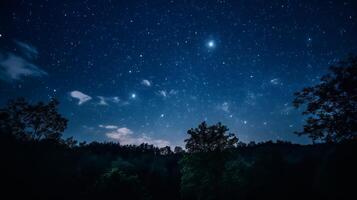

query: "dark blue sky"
left=1, top=0, right=356, bottom=147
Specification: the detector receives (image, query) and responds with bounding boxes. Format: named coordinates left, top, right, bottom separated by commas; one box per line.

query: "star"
left=1, top=0, right=354, bottom=147
left=207, top=40, right=215, bottom=48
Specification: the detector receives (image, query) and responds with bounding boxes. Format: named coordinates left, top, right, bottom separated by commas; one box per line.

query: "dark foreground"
left=0, top=133, right=356, bottom=200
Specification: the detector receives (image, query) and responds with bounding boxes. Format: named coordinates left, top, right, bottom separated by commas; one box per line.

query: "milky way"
left=0, top=0, right=356, bottom=146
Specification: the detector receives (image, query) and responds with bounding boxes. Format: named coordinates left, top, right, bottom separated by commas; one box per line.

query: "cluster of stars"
left=0, top=0, right=355, bottom=145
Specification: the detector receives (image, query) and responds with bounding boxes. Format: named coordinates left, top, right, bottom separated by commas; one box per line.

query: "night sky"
left=1, top=0, right=356, bottom=147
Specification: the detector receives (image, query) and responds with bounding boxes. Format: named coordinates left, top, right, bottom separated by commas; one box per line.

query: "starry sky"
left=0, top=0, right=356, bottom=147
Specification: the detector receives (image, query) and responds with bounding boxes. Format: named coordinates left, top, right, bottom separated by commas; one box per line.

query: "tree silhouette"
left=293, top=55, right=357, bottom=143
left=181, top=122, right=239, bottom=200
left=93, top=168, right=150, bottom=200
left=0, top=98, right=68, bottom=141
left=184, top=121, right=238, bottom=153
left=0, top=103, right=355, bottom=200
left=174, top=146, right=184, bottom=154
left=160, top=146, right=173, bottom=155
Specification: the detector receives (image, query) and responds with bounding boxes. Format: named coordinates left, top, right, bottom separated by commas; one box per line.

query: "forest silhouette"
left=0, top=55, right=356, bottom=199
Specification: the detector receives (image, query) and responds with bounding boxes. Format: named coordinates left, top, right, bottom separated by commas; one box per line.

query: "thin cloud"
left=70, top=90, right=92, bottom=105
left=98, top=96, right=109, bottom=106
left=99, top=124, right=118, bottom=129
left=0, top=41, right=46, bottom=82
left=0, top=53, right=47, bottom=82
left=97, top=96, right=121, bottom=106
left=157, top=89, right=178, bottom=98
left=218, top=102, right=230, bottom=113
left=106, top=127, right=170, bottom=147
left=97, top=96, right=129, bottom=106
left=270, top=78, right=281, bottom=85
left=169, top=89, right=178, bottom=95
left=141, top=79, right=151, bottom=87
left=158, top=90, right=167, bottom=97
left=15, top=40, right=38, bottom=59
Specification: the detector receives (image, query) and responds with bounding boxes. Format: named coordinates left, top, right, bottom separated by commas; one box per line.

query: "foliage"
left=184, top=121, right=238, bottom=153
left=181, top=122, right=239, bottom=199
left=93, top=168, right=150, bottom=200
left=0, top=98, right=68, bottom=141
left=1, top=98, right=356, bottom=200
left=293, top=55, right=357, bottom=143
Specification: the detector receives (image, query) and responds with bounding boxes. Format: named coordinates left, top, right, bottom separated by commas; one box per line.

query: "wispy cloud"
left=98, top=96, right=108, bottom=106
left=158, top=90, right=167, bottom=97
left=70, top=90, right=92, bottom=105
left=218, top=102, right=230, bottom=113
left=15, top=40, right=38, bottom=59
left=0, top=53, right=47, bottom=82
left=0, top=41, right=46, bottom=82
left=141, top=79, right=151, bottom=87
left=157, top=89, right=178, bottom=98
left=270, top=78, right=281, bottom=85
left=97, top=96, right=121, bottom=106
left=106, top=127, right=170, bottom=147
left=99, top=124, right=118, bottom=129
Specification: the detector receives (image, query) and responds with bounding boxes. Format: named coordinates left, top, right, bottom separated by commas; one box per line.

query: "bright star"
left=131, top=93, right=136, bottom=99
left=207, top=40, right=215, bottom=48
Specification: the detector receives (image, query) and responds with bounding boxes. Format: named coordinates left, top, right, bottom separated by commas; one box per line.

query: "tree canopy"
left=293, top=55, right=357, bottom=143
left=181, top=122, right=239, bottom=200
left=0, top=98, right=356, bottom=200
left=0, top=98, right=68, bottom=141
left=184, top=121, right=238, bottom=153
